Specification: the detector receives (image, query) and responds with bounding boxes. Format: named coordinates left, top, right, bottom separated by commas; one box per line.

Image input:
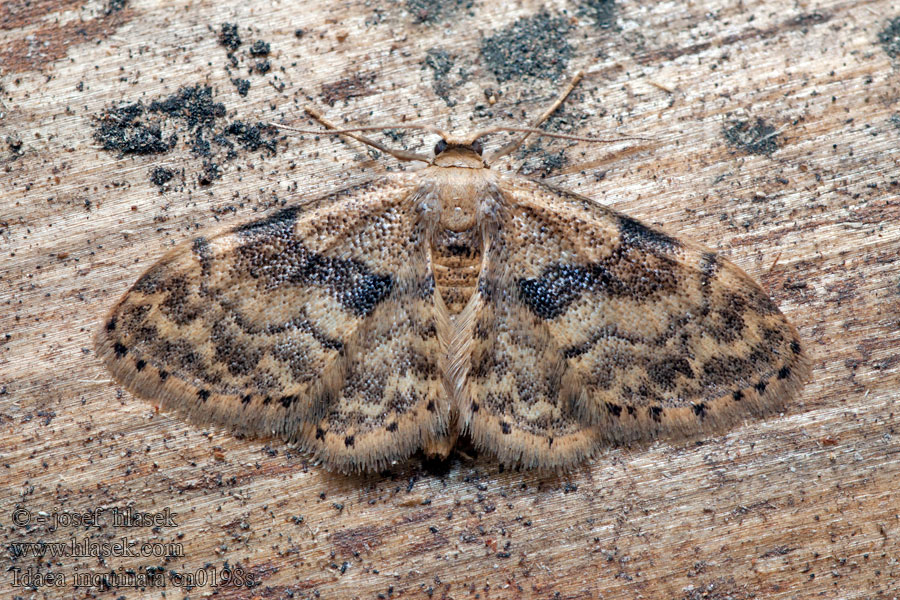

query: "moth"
left=97, top=73, right=808, bottom=473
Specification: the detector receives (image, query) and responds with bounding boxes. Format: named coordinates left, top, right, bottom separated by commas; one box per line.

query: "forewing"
left=97, top=176, right=447, bottom=472
left=466, top=177, right=808, bottom=467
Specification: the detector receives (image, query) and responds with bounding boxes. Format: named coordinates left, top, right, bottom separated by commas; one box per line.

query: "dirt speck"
left=680, top=579, right=751, bottom=600
left=331, top=525, right=384, bottom=555
left=517, top=142, right=568, bottom=178
left=723, top=118, right=779, bottom=155
left=104, top=0, right=126, bottom=14
left=219, top=22, right=241, bottom=51
left=231, top=78, right=250, bottom=96
left=878, top=17, right=900, bottom=58
left=424, top=48, right=467, bottom=106
left=6, top=134, right=23, bottom=156
left=407, top=0, right=473, bottom=24
left=321, top=72, right=377, bottom=106
left=149, top=166, right=174, bottom=187
left=223, top=121, right=277, bottom=153
left=93, top=102, right=176, bottom=155
left=249, top=40, right=270, bottom=56
left=577, top=0, right=616, bottom=29
left=198, top=161, right=220, bottom=185
left=148, top=85, right=225, bottom=132
left=786, top=11, right=829, bottom=31
left=480, top=11, right=572, bottom=82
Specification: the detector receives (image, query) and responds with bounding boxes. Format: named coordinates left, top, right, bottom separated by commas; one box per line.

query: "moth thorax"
left=432, top=169, right=492, bottom=231
left=441, top=202, right=478, bottom=231
left=431, top=226, right=484, bottom=314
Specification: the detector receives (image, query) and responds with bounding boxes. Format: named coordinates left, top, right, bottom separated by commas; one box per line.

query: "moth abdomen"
left=431, top=226, right=484, bottom=314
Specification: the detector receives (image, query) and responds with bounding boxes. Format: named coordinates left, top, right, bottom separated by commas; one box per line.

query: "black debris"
left=149, top=166, right=174, bottom=186
left=6, top=134, right=23, bottom=154
left=723, top=118, right=780, bottom=155
left=481, top=11, right=572, bottom=82
left=148, top=85, right=225, bottom=131
left=577, top=0, right=616, bottom=29
left=191, top=131, right=210, bottom=156
left=94, top=85, right=277, bottom=185
left=424, top=47, right=466, bottom=106
left=879, top=17, right=900, bottom=58
left=93, top=102, right=176, bottom=155
left=224, top=121, right=277, bottom=153
left=249, top=40, right=271, bottom=56
left=231, top=78, right=250, bottom=96
left=321, top=73, right=377, bottom=106
left=219, top=23, right=241, bottom=51
left=517, top=142, right=567, bottom=177
left=407, top=0, right=472, bottom=24
left=199, top=161, right=221, bottom=185
left=105, top=0, right=126, bottom=15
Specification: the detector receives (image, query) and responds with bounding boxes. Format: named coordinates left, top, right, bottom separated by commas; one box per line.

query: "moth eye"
left=471, top=139, right=484, bottom=156
left=434, top=139, right=448, bottom=155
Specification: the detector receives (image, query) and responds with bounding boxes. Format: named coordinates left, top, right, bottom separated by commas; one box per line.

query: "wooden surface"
left=2, top=0, right=899, bottom=598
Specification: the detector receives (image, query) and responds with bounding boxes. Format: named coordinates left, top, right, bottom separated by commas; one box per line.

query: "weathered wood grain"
left=1, top=0, right=898, bottom=598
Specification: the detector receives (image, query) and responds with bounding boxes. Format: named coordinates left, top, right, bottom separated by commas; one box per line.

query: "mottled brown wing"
left=465, top=177, right=809, bottom=468
left=97, top=176, right=447, bottom=473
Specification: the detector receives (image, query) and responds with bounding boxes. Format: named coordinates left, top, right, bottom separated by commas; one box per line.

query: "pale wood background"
left=2, top=0, right=899, bottom=598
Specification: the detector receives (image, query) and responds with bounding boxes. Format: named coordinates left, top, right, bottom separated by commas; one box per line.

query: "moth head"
left=431, top=135, right=487, bottom=169
left=433, top=138, right=483, bottom=156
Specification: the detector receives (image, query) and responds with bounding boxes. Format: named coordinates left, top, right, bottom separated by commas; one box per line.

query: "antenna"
left=483, top=71, right=585, bottom=164
left=270, top=70, right=649, bottom=166
left=270, top=108, right=436, bottom=163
